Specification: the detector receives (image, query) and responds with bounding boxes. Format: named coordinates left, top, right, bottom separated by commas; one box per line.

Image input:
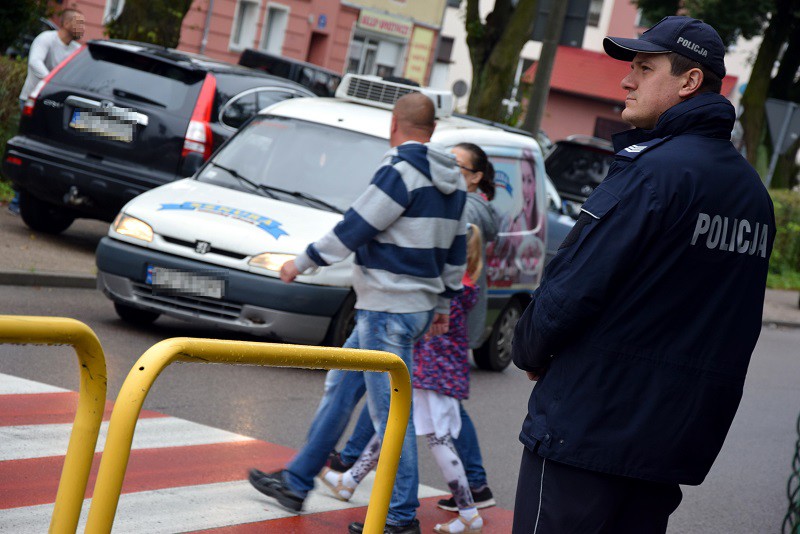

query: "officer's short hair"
left=667, top=52, right=722, bottom=94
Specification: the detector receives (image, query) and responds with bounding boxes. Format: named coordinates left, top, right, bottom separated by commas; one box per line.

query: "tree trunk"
left=740, top=0, right=796, bottom=174
left=521, top=0, right=568, bottom=135
left=466, top=0, right=540, bottom=121
left=106, top=0, right=194, bottom=48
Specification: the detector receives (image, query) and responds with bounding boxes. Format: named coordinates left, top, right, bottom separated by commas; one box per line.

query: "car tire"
left=474, top=299, right=523, bottom=371
left=19, top=191, right=75, bottom=234
left=114, top=302, right=160, bottom=326
left=324, top=292, right=356, bottom=347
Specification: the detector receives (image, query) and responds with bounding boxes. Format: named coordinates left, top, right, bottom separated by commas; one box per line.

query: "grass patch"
left=767, top=270, right=800, bottom=291
left=0, top=178, right=13, bottom=203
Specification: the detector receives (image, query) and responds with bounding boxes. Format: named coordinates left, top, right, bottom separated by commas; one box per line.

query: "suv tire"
left=114, top=302, right=160, bottom=326
left=474, top=299, right=522, bottom=371
left=19, top=191, right=75, bottom=234
left=324, top=292, right=356, bottom=347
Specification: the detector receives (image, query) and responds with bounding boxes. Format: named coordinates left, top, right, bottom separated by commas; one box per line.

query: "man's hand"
left=280, top=260, right=300, bottom=283
left=427, top=313, right=450, bottom=338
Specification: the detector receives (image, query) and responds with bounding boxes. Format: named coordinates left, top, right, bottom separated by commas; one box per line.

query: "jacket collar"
left=613, top=92, right=735, bottom=152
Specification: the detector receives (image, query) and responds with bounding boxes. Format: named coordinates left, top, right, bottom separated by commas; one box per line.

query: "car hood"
left=114, top=178, right=355, bottom=286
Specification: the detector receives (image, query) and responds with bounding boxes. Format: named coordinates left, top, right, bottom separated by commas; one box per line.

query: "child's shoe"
left=318, top=466, right=356, bottom=501
left=433, top=511, right=483, bottom=533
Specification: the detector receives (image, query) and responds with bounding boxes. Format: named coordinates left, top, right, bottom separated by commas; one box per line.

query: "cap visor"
left=603, top=37, right=671, bottom=61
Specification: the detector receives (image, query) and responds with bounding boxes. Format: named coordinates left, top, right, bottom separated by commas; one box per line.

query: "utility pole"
left=521, top=0, right=569, bottom=137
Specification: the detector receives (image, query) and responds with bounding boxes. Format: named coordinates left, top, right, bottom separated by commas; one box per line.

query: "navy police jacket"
left=512, top=92, right=776, bottom=485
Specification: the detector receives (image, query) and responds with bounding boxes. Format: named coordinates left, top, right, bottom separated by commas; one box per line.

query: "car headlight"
left=249, top=252, right=296, bottom=271
left=113, top=213, right=153, bottom=242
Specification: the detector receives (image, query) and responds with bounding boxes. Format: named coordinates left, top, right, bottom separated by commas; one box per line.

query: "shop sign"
left=358, top=9, right=412, bottom=39
left=403, top=26, right=434, bottom=84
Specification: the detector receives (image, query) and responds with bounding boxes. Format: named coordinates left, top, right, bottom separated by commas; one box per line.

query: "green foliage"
left=0, top=55, right=26, bottom=202
left=635, top=0, right=773, bottom=45
left=0, top=0, right=49, bottom=53
left=106, top=0, right=194, bottom=48
left=768, top=189, right=800, bottom=289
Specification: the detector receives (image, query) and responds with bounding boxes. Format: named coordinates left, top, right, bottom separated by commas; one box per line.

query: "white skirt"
left=413, top=388, right=461, bottom=439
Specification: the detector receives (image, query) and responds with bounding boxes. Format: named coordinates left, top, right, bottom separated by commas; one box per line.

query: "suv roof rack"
left=452, top=113, right=534, bottom=138
left=335, top=74, right=454, bottom=118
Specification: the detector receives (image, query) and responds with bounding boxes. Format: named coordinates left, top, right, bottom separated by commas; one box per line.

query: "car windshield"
left=196, top=115, right=389, bottom=212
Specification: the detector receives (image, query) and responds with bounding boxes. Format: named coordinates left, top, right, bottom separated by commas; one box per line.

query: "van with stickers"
left=95, top=75, right=547, bottom=371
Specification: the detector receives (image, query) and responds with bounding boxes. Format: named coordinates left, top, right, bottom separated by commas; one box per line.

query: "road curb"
left=0, top=270, right=96, bottom=289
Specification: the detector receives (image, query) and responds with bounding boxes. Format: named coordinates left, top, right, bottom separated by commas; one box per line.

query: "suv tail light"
left=182, top=73, right=217, bottom=160
left=22, top=45, right=85, bottom=117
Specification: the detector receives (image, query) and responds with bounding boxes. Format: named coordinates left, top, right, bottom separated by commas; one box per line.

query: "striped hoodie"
left=294, top=141, right=467, bottom=314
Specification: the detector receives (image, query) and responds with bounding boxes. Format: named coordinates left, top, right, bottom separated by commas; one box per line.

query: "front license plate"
left=146, top=265, right=225, bottom=299
left=69, top=110, right=134, bottom=142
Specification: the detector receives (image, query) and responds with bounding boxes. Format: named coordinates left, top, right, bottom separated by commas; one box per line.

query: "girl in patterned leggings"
left=319, top=224, right=485, bottom=533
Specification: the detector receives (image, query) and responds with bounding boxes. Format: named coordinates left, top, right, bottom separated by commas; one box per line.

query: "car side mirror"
left=181, top=153, right=205, bottom=177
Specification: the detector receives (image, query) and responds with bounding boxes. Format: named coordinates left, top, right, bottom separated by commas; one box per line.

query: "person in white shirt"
left=9, top=8, right=85, bottom=215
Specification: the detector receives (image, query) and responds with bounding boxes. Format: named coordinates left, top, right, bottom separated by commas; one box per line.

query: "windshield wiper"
left=208, top=162, right=342, bottom=213
left=208, top=162, right=278, bottom=200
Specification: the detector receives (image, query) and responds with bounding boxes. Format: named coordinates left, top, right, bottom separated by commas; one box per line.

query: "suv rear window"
left=55, top=45, right=205, bottom=114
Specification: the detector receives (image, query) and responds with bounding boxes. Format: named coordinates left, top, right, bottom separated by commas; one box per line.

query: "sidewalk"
left=1, top=205, right=799, bottom=327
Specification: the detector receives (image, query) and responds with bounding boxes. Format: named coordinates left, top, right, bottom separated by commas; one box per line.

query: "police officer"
left=511, top=16, right=775, bottom=533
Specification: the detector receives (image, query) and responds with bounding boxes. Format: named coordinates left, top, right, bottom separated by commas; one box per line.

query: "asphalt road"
left=0, top=284, right=798, bottom=532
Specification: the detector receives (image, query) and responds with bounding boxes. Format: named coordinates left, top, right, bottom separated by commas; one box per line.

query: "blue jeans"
left=284, top=309, right=433, bottom=525
left=342, top=400, right=490, bottom=490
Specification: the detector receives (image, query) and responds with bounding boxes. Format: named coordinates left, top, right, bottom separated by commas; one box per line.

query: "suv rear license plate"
left=146, top=265, right=224, bottom=299
left=69, top=110, right=134, bottom=142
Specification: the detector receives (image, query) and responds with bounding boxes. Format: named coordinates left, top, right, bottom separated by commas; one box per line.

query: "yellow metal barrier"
left=85, top=337, right=411, bottom=534
left=0, top=315, right=107, bottom=534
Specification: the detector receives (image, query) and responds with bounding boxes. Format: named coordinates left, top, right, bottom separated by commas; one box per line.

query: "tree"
left=637, top=0, right=800, bottom=189
left=106, top=0, right=194, bottom=48
left=464, top=0, right=541, bottom=121
left=0, top=0, right=49, bottom=53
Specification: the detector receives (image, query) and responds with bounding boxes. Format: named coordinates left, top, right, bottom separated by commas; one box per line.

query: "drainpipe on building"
left=200, top=0, right=215, bottom=55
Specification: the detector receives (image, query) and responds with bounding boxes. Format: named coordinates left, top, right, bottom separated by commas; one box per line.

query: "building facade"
left=52, top=0, right=447, bottom=85
left=439, top=0, right=755, bottom=141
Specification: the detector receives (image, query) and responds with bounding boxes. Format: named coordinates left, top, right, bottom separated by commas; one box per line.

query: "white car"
left=96, top=75, right=548, bottom=371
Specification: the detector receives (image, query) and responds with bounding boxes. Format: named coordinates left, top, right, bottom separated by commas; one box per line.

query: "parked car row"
left=2, top=39, right=314, bottom=232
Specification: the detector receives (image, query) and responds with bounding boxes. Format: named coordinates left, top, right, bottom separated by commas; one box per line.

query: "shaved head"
left=390, top=93, right=435, bottom=146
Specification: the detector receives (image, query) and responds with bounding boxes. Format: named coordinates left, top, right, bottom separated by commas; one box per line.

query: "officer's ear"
left=679, top=68, right=703, bottom=98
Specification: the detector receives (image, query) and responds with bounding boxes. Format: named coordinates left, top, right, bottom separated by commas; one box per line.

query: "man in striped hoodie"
left=248, top=93, right=468, bottom=534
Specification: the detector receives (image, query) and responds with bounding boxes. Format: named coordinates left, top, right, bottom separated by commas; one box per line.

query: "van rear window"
left=54, top=46, right=205, bottom=113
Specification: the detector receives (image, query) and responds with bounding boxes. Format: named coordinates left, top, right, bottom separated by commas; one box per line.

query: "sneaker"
left=247, top=468, right=304, bottom=512
left=348, top=519, right=421, bottom=533
left=437, top=486, right=496, bottom=512
left=327, top=450, right=354, bottom=473
left=7, top=199, right=19, bottom=216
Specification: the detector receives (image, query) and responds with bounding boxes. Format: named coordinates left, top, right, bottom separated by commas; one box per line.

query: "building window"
left=103, top=0, right=125, bottom=24
left=231, top=0, right=260, bottom=50
left=260, top=4, right=289, bottom=55
left=587, top=0, right=603, bottom=27
left=436, top=36, right=454, bottom=64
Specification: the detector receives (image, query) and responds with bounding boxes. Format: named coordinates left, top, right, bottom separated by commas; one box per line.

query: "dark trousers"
left=513, top=445, right=682, bottom=534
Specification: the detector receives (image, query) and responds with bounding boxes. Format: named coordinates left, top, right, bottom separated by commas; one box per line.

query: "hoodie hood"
left=613, top=92, right=735, bottom=152
left=390, top=141, right=462, bottom=195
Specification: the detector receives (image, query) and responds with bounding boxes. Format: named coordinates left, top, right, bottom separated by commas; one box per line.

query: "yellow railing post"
left=84, top=338, right=410, bottom=534
left=0, top=315, right=107, bottom=534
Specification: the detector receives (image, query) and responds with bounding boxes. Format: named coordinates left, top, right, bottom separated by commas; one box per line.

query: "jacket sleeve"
left=295, top=164, right=409, bottom=272
left=27, top=33, right=51, bottom=80
left=464, top=194, right=498, bottom=243
left=512, top=165, right=662, bottom=371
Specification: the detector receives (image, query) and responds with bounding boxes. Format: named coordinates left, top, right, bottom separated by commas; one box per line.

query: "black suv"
left=544, top=135, right=615, bottom=215
left=2, top=40, right=314, bottom=233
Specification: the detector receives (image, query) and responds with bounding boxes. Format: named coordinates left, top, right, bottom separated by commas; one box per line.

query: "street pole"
left=765, top=101, right=797, bottom=188
left=521, top=0, right=569, bottom=137
left=200, top=0, right=215, bottom=55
